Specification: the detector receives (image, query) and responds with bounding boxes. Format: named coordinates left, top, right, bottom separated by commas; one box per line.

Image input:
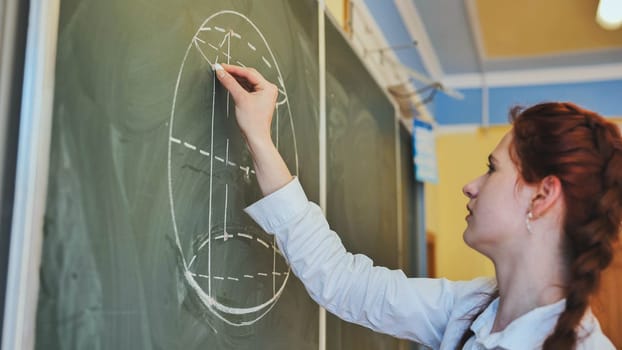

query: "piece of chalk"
left=213, top=63, right=224, bottom=71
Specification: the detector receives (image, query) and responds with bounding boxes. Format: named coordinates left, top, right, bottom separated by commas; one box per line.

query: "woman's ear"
left=530, top=175, right=563, bottom=218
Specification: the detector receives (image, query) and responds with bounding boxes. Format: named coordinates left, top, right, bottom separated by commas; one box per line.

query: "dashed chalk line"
left=190, top=272, right=288, bottom=281
left=256, top=238, right=270, bottom=249
left=171, top=136, right=255, bottom=176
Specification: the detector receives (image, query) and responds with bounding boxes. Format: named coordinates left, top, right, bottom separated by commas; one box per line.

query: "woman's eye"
left=486, top=162, right=495, bottom=174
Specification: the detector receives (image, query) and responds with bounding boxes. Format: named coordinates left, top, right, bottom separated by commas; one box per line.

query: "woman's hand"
left=214, top=63, right=278, bottom=148
left=214, top=63, right=293, bottom=196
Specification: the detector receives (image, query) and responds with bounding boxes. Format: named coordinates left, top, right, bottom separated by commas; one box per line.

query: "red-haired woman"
left=214, top=63, right=620, bottom=349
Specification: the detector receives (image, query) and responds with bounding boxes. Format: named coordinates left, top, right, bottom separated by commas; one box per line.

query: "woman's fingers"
left=213, top=63, right=278, bottom=146
left=213, top=64, right=248, bottom=104
left=221, top=63, right=269, bottom=91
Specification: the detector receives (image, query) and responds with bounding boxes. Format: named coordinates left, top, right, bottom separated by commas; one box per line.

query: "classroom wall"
left=425, top=126, right=510, bottom=280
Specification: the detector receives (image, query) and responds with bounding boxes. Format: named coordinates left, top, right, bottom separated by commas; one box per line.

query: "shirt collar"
left=470, top=298, right=566, bottom=350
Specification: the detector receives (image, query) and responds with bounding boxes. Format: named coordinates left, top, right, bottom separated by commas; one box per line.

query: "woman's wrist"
left=244, top=133, right=274, bottom=154
left=244, top=136, right=293, bottom=196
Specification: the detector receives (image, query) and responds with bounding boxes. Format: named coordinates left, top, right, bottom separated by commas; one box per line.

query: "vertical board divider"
left=317, top=1, right=327, bottom=350
left=395, top=115, right=404, bottom=270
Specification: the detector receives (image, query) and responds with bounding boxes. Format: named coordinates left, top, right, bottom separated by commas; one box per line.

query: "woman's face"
left=462, top=132, right=534, bottom=257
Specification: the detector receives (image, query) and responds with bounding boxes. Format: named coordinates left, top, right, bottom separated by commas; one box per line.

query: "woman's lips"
left=466, top=205, right=473, bottom=220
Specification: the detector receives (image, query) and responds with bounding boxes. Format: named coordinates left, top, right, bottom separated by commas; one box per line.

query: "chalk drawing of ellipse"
left=167, top=10, right=298, bottom=327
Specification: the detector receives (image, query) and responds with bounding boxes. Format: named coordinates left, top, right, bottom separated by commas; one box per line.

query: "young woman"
left=212, top=63, right=621, bottom=349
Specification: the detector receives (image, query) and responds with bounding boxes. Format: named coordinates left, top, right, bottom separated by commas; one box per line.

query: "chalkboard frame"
left=2, top=0, right=60, bottom=349
left=0, top=0, right=30, bottom=345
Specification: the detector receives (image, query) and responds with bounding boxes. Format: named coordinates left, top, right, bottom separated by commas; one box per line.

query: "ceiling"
left=365, top=0, right=622, bottom=78
left=475, top=0, right=622, bottom=58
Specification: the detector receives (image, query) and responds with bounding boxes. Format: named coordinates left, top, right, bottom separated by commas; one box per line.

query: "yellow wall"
left=326, top=0, right=345, bottom=28
left=425, top=126, right=511, bottom=280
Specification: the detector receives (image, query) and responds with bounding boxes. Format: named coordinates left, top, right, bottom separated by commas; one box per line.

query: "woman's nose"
left=462, top=179, right=478, bottom=199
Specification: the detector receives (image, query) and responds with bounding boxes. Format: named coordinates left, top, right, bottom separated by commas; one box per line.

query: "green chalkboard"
left=324, top=14, right=403, bottom=350
left=36, top=0, right=319, bottom=349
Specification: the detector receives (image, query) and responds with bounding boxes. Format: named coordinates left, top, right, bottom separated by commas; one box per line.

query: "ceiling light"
left=596, top=0, right=622, bottom=30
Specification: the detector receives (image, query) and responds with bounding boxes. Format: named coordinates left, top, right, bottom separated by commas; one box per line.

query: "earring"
left=526, top=212, right=534, bottom=234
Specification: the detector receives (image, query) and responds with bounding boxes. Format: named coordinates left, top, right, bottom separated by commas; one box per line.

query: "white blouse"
left=244, top=178, right=614, bottom=350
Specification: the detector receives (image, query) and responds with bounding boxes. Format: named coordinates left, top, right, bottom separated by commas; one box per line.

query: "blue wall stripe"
left=435, top=89, right=483, bottom=125
left=434, top=79, right=622, bottom=125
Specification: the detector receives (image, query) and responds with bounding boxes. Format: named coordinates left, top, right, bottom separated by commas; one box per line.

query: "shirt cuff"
left=244, top=177, right=309, bottom=233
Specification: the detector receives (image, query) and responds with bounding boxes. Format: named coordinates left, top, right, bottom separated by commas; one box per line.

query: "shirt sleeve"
left=244, top=178, right=473, bottom=348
